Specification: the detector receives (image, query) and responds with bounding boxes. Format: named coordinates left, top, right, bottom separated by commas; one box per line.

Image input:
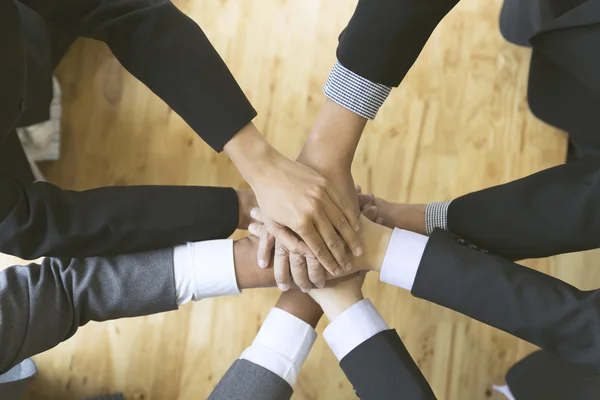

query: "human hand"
left=236, top=189, right=258, bottom=230
left=308, top=273, right=366, bottom=320
left=224, top=123, right=362, bottom=281
left=357, top=188, right=426, bottom=235
left=249, top=213, right=392, bottom=290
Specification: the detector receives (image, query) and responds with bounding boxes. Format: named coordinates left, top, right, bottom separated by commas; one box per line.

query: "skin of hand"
left=223, top=122, right=362, bottom=280
left=236, top=189, right=258, bottom=230
left=255, top=100, right=369, bottom=290
left=357, top=190, right=426, bottom=235
left=308, top=273, right=366, bottom=321
left=246, top=213, right=392, bottom=291
left=274, top=289, right=323, bottom=329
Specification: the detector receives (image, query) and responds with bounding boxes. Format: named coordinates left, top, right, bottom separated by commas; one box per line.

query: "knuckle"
left=314, top=244, right=328, bottom=258
left=336, top=215, right=349, bottom=230
left=274, top=244, right=288, bottom=257
left=326, top=237, right=342, bottom=251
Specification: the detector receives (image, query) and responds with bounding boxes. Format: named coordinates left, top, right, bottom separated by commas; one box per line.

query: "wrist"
left=223, top=123, right=280, bottom=184
left=275, top=290, right=323, bottom=328
left=395, top=204, right=426, bottom=235
left=319, top=294, right=363, bottom=321
left=358, top=216, right=393, bottom=273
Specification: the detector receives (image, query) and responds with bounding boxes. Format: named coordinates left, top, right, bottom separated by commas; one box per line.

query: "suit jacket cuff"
left=323, top=61, right=392, bottom=120
left=425, top=200, right=451, bottom=235
left=380, top=228, right=428, bottom=291
left=240, top=308, right=316, bottom=387
left=324, top=299, right=388, bottom=361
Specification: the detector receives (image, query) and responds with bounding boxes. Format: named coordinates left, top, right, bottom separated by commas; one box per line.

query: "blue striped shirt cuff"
left=323, top=61, right=392, bottom=120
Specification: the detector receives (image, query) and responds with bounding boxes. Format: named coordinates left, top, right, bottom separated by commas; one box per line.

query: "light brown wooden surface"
left=3, top=0, right=598, bottom=398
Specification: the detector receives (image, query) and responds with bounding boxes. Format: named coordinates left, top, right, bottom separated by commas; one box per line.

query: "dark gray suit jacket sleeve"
left=208, top=359, right=293, bottom=400
left=0, top=249, right=178, bottom=375
left=412, top=229, right=600, bottom=371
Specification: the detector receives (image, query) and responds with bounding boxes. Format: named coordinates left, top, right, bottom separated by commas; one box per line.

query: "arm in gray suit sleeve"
left=0, top=249, right=177, bottom=374
left=208, top=359, right=293, bottom=400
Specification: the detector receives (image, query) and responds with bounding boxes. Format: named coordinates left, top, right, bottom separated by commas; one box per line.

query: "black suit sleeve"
left=448, top=159, right=600, bottom=260
left=21, top=0, right=255, bottom=151
left=337, top=0, right=459, bottom=87
left=0, top=175, right=239, bottom=258
left=339, top=329, right=437, bottom=400
left=412, top=229, right=600, bottom=371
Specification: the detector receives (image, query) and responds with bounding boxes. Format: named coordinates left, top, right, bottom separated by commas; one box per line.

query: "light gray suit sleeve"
left=0, top=249, right=177, bottom=374
left=208, top=359, right=293, bottom=400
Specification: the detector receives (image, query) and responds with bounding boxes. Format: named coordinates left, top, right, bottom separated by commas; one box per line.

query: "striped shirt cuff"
left=323, top=61, right=392, bottom=120
left=425, top=201, right=451, bottom=235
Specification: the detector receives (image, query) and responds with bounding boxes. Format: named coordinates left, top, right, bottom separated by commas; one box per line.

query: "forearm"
left=299, top=99, right=367, bottom=172
left=25, top=0, right=255, bottom=151
left=0, top=249, right=176, bottom=374
left=0, top=176, right=239, bottom=259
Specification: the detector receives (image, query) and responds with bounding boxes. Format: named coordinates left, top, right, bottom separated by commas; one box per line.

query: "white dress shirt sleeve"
left=323, top=299, right=389, bottom=361
left=173, top=239, right=240, bottom=306
left=240, top=308, right=317, bottom=387
left=379, top=228, right=429, bottom=292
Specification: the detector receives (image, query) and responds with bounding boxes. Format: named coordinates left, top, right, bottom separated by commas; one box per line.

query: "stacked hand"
left=225, top=123, right=362, bottom=289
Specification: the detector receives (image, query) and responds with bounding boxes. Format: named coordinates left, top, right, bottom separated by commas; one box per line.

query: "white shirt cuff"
left=240, top=308, right=317, bottom=387
left=323, top=299, right=388, bottom=361
left=173, top=239, right=240, bottom=306
left=379, top=228, right=428, bottom=291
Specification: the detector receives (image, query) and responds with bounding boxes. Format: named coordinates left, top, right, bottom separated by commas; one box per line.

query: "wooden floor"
left=3, top=0, right=599, bottom=398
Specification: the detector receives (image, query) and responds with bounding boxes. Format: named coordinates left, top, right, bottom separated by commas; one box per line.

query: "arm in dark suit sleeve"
left=447, top=159, right=600, bottom=260
left=0, top=248, right=177, bottom=374
left=412, top=229, right=600, bottom=371
left=208, top=359, right=293, bottom=400
left=339, top=329, right=437, bottom=400
left=337, top=0, right=459, bottom=86
left=0, top=175, right=239, bottom=258
left=21, top=0, right=256, bottom=151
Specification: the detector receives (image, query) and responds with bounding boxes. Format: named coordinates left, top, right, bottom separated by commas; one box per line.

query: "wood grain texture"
left=1, top=0, right=597, bottom=398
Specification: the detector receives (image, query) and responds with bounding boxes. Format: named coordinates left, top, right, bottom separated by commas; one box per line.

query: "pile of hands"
left=227, top=101, right=426, bottom=295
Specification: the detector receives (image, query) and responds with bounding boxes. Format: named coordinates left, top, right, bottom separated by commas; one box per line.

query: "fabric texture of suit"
left=413, top=229, right=600, bottom=372
left=0, top=0, right=248, bottom=260
left=507, top=350, right=600, bottom=400
left=208, top=359, right=293, bottom=400
left=337, top=0, right=600, bottom=147
left=0, top=248, right=178, bottom=397
left=448, top=159, right=600, bottom=261
left=339, top=329, right=437, bottom=400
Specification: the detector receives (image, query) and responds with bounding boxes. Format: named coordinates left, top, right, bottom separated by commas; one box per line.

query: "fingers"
left=306, top=254, right=326, bottom=289
left=322, top=194, right=363, bottom=258
left=257, top=227, right=275, bottom=268
left=358, top=193, right=375, bottom=210
left=327, top=187, right=361, bottom=233
left=299, top=221, right=342, bottom=277
left=273, top=240, right=291, bottom=291
left=290, top=252, right=311, bottom=292
left=362, top=205, right=378, bottom=221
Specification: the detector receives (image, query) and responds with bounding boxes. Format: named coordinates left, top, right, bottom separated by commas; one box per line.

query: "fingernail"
left=334, top=268, right=343, bottom=277
left=248, top=223, right=257, bottom=232
left=250, top=208, right=259, bottom=218
left=316, top=281, right=326, bottom=289
left=278, top=283, right=289, bottom=291
left=376, top=218, right=384, bottom=224
left=301, top=287, right=311, bottom=293
left=258, top=259, right=267, bottom=268
left=354, top=224, right=360, bottom=232
left=354, top=246, right=363, bottom=256
left=372, top=206, right=378, bottom=213
left=344, top=261, right=353, bottom=272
